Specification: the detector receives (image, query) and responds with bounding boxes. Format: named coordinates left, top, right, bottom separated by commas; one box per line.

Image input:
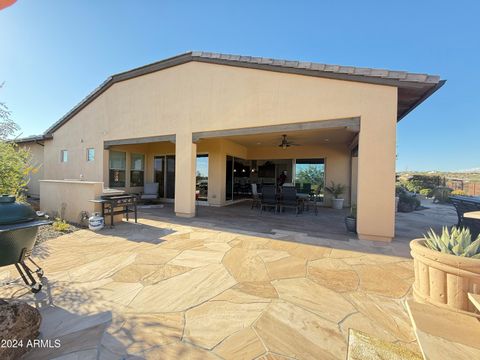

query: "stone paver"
left=0, top=216, right=423, bottom=359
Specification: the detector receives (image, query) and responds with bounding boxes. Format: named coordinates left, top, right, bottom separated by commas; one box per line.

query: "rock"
left=0, top=300, right=41, bottom=360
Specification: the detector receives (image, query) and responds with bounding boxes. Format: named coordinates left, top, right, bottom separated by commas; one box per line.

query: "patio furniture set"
left=251, top=184, right=320, bottom=215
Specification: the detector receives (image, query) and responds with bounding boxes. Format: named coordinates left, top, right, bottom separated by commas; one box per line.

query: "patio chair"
left=140, top=183, right=159, bottom=203
left=302, top=183, right=312, bottom=195
left=305, top=194, right=321, bottom=215
left=251, top=183, right=261, bottom=209
left=279, top=186, right=302, bottom=215
left=260, top=185, right=278, bottom=213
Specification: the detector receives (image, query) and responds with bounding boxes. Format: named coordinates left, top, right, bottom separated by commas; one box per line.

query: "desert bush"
left=402, top=175, right=442, bottom=193
left=398, top=191, right=421, bottom=212
left=52, top=218, right=70, bottom=232
left=433, top=186, right=453, bottom=203
left=396, top=184, right=407, bottom=196
left=419, top=188, right=433, bottom=197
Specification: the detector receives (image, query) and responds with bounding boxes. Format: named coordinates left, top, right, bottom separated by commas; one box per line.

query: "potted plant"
left=410, top=226, right=480, bottom=314
left=345, top=204, right=356, bottom=233
left=325, top=181, right=345, bottom=209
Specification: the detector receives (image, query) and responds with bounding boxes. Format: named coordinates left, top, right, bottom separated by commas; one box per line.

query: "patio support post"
left=174, top=131, right=197, bottom=217
left=356, top=105, right=397, bottom=242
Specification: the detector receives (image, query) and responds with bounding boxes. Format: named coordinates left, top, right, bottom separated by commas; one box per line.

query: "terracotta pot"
left=410, top=239, right=480, bottom=314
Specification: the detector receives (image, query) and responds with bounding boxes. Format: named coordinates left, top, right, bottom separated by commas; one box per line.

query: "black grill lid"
left=0, top=195, right=37, bottom=225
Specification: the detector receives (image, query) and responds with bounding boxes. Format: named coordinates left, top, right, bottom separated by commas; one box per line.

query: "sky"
left=0, top=0, right=478, bottom=172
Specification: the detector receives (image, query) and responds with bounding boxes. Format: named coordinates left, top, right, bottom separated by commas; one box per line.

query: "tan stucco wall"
left=18, top=141, right=45, bottom=198
left=40, top=180, right=104, bottom=223
left=43, top=61, right=397, bottom=240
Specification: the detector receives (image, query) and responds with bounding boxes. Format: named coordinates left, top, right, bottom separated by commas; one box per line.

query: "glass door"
left=225, top=156, right=233, bottom=201
left=196, top=155, right=208, bottom=201
left=166, top=155, right=175, bottom=199
left=154, top=156, right=165, bottom=197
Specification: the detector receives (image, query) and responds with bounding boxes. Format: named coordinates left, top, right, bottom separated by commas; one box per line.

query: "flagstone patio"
left=0, top=213, right=427, bottom=360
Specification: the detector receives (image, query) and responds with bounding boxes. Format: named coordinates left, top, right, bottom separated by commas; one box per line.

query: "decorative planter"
left=345, top=217, right=356, bottom=233
left=410, top=239, right=480, bottom=314
left=332, top=198, right=344, bottom=210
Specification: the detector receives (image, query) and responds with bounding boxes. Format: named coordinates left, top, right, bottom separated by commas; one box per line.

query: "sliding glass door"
left=166, top=155, right=175, bottom=199
left=226, top=156, right=233, bottom=201
left=154, top=156, right=165, bottom=197
left=196, top=155, right=208, bottom=201
left=154, top=155, right=175, bottom=199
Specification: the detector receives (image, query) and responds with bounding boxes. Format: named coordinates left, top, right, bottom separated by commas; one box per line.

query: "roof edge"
left=44, top=51, right=444, bottom=135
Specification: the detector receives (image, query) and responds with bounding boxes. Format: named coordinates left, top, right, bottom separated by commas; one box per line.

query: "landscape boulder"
left=0, top=299, right=41, bottom=360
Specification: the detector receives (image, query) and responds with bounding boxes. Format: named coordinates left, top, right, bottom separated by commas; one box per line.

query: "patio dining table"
left=465, top=211, right=480, bottom=220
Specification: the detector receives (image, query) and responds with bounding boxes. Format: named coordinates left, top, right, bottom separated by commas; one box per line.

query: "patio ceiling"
left=220, top=127, right=356, bottom=148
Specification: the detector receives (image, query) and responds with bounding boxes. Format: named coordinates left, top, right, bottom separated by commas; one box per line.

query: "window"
left=60, top=150, right=68, bottom=162
left=109, top=151, right=126, bottom=187
left=130, top=153, right=145, bottom=187
left=196, top=155, right=208, bottom=201
left=87, top=148, right=95, bottom=161
left=295, top=158, right=325, bottom=200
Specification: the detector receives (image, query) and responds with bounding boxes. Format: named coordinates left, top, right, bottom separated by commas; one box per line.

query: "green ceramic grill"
left=0, top=194, right=52, bottom=293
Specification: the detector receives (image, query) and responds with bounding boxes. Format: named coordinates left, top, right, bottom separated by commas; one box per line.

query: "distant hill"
left=397, top=171, right=480, bottom=182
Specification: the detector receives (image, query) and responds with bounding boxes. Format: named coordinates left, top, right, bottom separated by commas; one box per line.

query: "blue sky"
left=0, top=0, right=478, bottom=171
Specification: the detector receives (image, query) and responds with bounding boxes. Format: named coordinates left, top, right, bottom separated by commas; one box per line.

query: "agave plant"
left=423, top=226, right=480, bottom=258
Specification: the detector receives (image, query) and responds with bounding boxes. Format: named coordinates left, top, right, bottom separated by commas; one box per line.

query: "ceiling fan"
left=278, top=134, right=300, bottom=149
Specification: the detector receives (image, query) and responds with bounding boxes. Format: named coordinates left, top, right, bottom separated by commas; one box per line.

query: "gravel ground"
left=35, top=223, right=81, bottom=244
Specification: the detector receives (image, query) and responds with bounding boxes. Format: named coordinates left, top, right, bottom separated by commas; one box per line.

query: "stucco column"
left=174, top=132, right=197, bottom=217
left=207, top=150, right=226, bottom=206
left=356, top=108, right=397, bottom=242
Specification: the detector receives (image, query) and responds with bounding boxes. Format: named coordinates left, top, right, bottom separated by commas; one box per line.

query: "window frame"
left=130, top=153, right=145, bottom=187
left=60, top=150, right=68, bottom=163
left=109, top=151, right=127, bottom=188
left=86, top=148, right=95, bottom=162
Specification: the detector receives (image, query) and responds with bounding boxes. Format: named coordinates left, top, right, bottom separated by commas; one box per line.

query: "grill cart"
left=0, top=195, right=52, bottom=293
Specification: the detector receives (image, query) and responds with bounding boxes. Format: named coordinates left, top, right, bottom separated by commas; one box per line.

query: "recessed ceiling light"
left=324, top=139, right=330, bottom=142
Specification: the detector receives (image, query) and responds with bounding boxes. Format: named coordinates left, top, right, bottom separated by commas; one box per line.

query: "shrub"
left=432, top=186, right=452, bottom=203
left=424, top=226, right=480, bottom=258
left=0, top=141, right=37, bottom=201
left=419, top=188, right=433, bottom=197
left=398, top=192, right=420, bottom=212
left=395, top=184, right=406, bottom=196
left=451, top=189, right=467, bottom=196
left=402, top=175, right=442, bottom=193
left=52, top=218, right=70, bottom=232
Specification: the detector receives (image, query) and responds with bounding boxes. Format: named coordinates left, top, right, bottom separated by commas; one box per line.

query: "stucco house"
left=17, top=52, right=444, bottom=241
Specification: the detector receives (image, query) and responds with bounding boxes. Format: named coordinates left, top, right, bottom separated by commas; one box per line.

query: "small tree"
left=0, top=84, right=36, bottom=200
left=0, top=83, right=19, bottom=140
left=0, top=142, right=35, bottom=199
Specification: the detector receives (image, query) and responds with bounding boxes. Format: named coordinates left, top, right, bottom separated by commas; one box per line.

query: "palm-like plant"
left=424, top=226, right=480, bottom=258
left=325, top=181, right=345, bottom=199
